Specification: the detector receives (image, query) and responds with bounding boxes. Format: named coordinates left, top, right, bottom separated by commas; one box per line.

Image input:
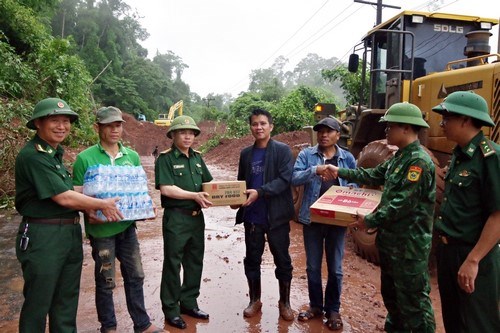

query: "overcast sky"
left=125, top=0, right=499, bottom=98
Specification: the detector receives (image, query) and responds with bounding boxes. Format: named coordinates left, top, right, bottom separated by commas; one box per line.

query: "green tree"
left=322, top=63, right=369, bottom=106
left=271, top=86, right=331, bottom=134
left=227, top=92, right=273, bottom=137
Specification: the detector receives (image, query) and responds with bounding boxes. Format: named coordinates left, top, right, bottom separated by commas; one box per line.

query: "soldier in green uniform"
left=155, top=115, right=213, bottom=330
left=432, top=91, right=500, bottom=333
left=330, top=102, right=436, bottom=332
left=15, top=98, right=123, bottom=333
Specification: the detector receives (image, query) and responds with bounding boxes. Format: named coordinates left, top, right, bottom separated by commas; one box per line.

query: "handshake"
left=316, top=164, right=339, bottom=181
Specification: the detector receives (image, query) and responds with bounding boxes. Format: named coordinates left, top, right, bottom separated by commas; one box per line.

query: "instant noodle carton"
left=310, top=186, right=382, bottom=226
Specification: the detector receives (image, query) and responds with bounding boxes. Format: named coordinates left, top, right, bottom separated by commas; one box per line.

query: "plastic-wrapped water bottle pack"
left=83, top=165, right=155, bottom=221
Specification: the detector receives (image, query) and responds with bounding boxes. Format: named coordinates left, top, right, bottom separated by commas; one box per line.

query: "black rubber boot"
left=278, top=280, right=294, bottom=321
left=243, top=278, right=262, bottom=317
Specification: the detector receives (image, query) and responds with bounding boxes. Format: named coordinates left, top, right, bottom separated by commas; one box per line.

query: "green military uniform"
left=15, top=98, right=82, bottom=333
left=155, top=145, right=213, bottom=319
left=15, top=135, right=82, bottom=333
left=432, top=90, right=500, bottom=333
left=435, top=131, right=500, bottom=333
left=339, top=140, right=436, bottom=332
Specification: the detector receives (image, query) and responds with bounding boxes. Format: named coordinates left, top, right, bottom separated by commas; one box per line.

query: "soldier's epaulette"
left=159, top=148, right=172, bottom=155
left=479, top=140, right=495, bottom=157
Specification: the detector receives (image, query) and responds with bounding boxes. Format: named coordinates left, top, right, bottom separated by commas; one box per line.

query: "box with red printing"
left=310, top=186, right=382, bottom=226
left=202, top=181, right=246, bottom=206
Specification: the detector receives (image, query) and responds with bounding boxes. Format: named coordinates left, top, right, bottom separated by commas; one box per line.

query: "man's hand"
left=317, top=165, right=339, bottom=181
left=100, top=197, right=124, bottom=222
left=193, top=192, right=212, bottom=209
left=242, top=189, right=258, bottom=207
left=86, top=209, right=106, bottom=224
left=349, top=211, right=367, bottom=231
left=457, top=258, right=478, bottom=294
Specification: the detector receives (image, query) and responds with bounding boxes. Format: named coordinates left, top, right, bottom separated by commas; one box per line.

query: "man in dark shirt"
left=234, top=108, right=295, bottom=321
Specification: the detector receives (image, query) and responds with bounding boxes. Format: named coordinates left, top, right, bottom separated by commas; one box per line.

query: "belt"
left=438, top=233, right=472, bottom=246
left=23, top=217, right=80, bottom=225
left=170, top=207, right=202, bottom=217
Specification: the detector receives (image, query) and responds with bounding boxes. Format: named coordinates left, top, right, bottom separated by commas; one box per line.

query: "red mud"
left=0, top=116, right=444, bottom=332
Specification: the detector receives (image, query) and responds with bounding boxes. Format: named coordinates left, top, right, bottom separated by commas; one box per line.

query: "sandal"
left=298, top=307, right=323, bottom=322
left=326, top=312, right=343, bottom=331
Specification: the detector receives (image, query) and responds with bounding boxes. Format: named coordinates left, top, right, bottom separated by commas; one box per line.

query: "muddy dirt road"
left=0, top=156, right=444, bottom=332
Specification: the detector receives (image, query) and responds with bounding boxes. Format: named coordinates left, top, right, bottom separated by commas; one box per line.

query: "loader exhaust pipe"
left=464, top=30, right=492, bottom=67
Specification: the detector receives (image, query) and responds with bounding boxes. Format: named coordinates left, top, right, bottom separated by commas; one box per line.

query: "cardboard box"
left=202, top=181, right=247, bottom=206
left=310, top=186, right=382, bottom=226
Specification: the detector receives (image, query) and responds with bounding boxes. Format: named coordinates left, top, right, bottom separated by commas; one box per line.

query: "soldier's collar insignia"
left=35, top=143, right=47, bottom=153
left=462, top=142, right=476, bottom=158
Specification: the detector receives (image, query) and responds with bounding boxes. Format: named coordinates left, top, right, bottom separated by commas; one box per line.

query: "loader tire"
left=292, top=185, right=304, bottom=222
left=350, top=140, right=398, bottom=264
left=291, top=143, right=310, bottom=222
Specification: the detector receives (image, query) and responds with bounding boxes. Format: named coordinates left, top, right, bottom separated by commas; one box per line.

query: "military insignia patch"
left=173, top=164, right=184, bottom=169
left=479, top=140, right=495, bottom=157
left=35, top=144, right=47, bottom=152
left=407, top=165, right=422, bottom=182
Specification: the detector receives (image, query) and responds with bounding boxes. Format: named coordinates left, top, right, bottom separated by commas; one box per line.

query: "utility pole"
left=202, top=97, right=215, bottom=108
left=354, top=0, right=401, bottom=25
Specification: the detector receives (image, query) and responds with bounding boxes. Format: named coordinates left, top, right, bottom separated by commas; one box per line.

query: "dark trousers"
left=16, top=223, right=83, bottom=333
left=243, top=222, right=293, bottom=281
left=303, top=223, right=346, bottom=314
left=379, top=251, right=435, bottom=333
left=161, top=210, right=205, bottom=319
left=437, top=243, right=500, bottom=333
left=89, top=225, right=151, bottom=333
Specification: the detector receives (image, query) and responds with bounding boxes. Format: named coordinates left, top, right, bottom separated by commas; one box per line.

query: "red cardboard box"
left=310, top=186, right=382, bottom=226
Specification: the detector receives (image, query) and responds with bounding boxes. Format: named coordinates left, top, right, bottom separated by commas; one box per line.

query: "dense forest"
left=0, top=0, right=365, bottom=202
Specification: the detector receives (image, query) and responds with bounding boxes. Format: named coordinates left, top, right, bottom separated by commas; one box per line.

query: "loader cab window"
left=369, top=19, right=405, bottom=109
left=367, top=14, right=494, bottom=109
left=372, top=43, right=387, bottom=109
left=402, top=16, right=490, bottom=74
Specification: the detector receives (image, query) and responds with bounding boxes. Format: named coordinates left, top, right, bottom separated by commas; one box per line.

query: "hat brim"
left=313, top=123, right=341, bottom=132
left=432, top=103, right=495, bottom=127
left=97, top=117, right=125, bottom=124
left=166, top=127, right=201, bottom=139
left=379, top=114, right=429, bottom=128
left=27, top=112, right=79, bottom=130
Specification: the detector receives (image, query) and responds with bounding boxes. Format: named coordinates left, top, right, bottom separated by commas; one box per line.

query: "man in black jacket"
left=235, top=108, right=295, bottom=321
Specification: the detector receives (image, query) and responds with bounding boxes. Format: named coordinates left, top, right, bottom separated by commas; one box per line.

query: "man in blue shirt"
left=235, top=108, right=295, bottom=321
left=292, top=117, right=356, bottom=330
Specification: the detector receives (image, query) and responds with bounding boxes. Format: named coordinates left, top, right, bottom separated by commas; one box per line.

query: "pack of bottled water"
left=83, top=165, right=155, bottom=221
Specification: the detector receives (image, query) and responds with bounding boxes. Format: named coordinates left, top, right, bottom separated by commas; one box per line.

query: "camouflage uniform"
left=339, top=140, right=436, bottom=333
